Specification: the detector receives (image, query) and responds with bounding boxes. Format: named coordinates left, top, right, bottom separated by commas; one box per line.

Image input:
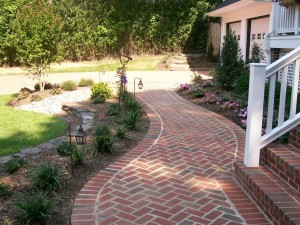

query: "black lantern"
left=68, top=122, right=87, bottom=178
left=138, top=79, right=143, bottom=89
left=134, top=77, right=143, bottom=99
left=74, top=125, right=87, bottom=145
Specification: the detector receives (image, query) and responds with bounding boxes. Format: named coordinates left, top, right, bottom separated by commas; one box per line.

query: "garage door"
left=250, top=17, right=269, bottom=60
left=229, top=22, right=241, bottom=46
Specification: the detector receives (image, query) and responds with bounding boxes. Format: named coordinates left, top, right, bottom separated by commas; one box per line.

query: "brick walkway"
left=71, top=90, right=271, bottom=225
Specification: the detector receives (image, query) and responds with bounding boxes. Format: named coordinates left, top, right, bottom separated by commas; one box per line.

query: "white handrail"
left=244, top=46, right=300, bottom=167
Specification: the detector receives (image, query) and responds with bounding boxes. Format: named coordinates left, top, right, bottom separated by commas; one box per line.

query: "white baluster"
left=278, top=66, right=288, bottom=126
left=290, top=59, right=300, bottom=118
left=266, top=75, right=276, bottom=133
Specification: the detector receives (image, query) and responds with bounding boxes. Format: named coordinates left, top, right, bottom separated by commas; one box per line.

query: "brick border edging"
left=71, top=96, right=163, bottom=225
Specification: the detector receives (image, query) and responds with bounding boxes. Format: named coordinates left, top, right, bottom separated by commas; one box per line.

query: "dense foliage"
left=216, top=28, right=246, bottom=90
left=0, top=0, right=220, bottom=66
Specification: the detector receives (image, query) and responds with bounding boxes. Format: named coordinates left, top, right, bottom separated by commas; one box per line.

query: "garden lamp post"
left=68, top=122, right=87, bottom=177
left=134, top=77, right=143, bottom=99
left=99, top=69, right=105, bottom=82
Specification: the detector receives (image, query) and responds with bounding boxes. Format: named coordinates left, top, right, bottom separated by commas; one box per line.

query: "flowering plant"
left=204, top=92, right=221, bottom=104
left=220, top=101, right=239, bottom=110
left=202, top=80, right=214, bottom=88
left=179, top=83, right=191, bottom=91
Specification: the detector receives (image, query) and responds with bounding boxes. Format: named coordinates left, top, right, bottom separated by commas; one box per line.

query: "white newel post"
left=244, top=63, right=267, bottom=167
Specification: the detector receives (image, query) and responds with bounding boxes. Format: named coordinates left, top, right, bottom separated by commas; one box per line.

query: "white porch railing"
left=274, top=4, right=300, bottom=35
left=244, top=46, right=300, bottom=167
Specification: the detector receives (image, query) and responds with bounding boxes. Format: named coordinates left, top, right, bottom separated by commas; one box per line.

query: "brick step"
left=261, top=144, right=300, bottom=193
left=289, top=125, right=300, bottom=149
left=234, top=161, right=300, bottom=225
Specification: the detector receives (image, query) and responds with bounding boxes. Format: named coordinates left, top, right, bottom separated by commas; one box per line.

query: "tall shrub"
left=12, top=0, right=63, bottom=91
left=216, top=28, right=245, bottom=90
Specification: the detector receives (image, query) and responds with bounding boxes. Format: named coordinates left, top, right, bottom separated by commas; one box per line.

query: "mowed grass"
left=0, top=55, right=167, bottom=75
left=0, top=95, right=66, bottom=156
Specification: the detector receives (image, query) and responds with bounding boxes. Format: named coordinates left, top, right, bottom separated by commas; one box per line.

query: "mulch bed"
left=0, top=91, right=149, bottom=225
left=176, top=89, right=244, bottom=128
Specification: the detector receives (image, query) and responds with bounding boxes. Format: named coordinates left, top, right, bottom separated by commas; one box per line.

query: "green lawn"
left=0, top=95, right=66, bottom=156
left=0, top=55, right=168, bottom=75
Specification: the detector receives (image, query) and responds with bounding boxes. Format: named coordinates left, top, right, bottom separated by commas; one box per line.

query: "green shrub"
left=207, top=42, right=218, bottom=62
left=78, top=78, right=94, bottom=87
left=94, top=136, right=114, bottom=153
left=91, top=82, right=113, bottom=99
left=56, top=141, right=77, bottom=156
left=17, top=88, right=31, bottom=100
left=192, top=74, right=203, bottom=87
left=194, top=89, right=204, bottom=98
left=249, top=42, right=265, bottom=63
left=235, top=70, right=250, bottom=95
left=16, top=192, right=52, bottom=224
left=34, top=82, right=57, bottom=91
left=4, top=157, right=26, bottom=174
left=107, top=103, right=120, bottom=116
left=94, top=125, right=111, bottom=137
left=49, top=88, right=62, bottom=95
left=93, top=96, right=105, bottom=104
left=0, top=184, right=11, bottom=197
left=31, top=163, right=61, bottom=192
left=72, top=149, right=85, bottom=166
left=61, top=80, right=77, bottom=91
left=30, top=94, right=42, bottom=102
left=123, top=110, right=141, bottom=130
left=124, top=96, right=141, bottom=111
left=216, top=28, right=245, bottom=90
left=116, top=125, right=127, bottom=139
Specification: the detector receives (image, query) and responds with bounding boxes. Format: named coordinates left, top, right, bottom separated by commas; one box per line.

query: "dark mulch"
left=176, top=89, right=244, bottom=128
left=0, top=92, right=149, bottom=225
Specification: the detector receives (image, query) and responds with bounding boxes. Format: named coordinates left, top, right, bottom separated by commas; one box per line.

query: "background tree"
left=216, top=28, right=245, bottom=90
left=12, top=0, right=63, bottom=91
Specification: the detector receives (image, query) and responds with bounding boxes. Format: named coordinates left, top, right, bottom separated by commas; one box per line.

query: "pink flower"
left=241, top=119, right=247, bottom=124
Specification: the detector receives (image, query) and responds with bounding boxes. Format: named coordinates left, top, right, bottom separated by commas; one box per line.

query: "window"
left=252, top=34, right=256, bottom=40
left=237, top=35, right=240, bottom=40
left=257, top=33, right=262, bottom=39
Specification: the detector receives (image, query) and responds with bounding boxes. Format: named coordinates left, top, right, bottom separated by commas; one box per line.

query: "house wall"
left=221, top=4, right=272, bottom=60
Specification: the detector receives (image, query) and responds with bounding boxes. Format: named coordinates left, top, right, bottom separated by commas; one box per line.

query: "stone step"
left=260, top=143, right=300, bottom=193
left=234, top=160, right=300, bottom=225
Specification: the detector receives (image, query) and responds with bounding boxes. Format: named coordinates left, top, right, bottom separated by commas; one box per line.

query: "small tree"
left=216, top=28, right=245, bottom=90
left=12, top=0, right=63, bottom=91
left=249, top=42, right=265, bottom=63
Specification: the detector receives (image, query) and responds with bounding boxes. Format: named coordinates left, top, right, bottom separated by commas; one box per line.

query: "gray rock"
left=21, top=147, right=42, bottom=155
left=0, top=156, right=12, bottom=164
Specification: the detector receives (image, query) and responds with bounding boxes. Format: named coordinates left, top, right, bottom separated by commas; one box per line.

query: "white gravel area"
left=16, top=89, right=91, bottom=114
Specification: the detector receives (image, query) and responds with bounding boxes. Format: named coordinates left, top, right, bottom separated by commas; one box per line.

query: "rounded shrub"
left=16, top=192, right=52, bottom=224
left=91, top=82, right=112, bottom=99
left=17, top=87, right=31, bottom=101
left=49, top=88, right=62, bottom=95
left=61, top=80, right=77, bottom=91
left=30, top=94, right=42, bottom=102
left=31, top=163, right=61, bottom=192
left=56, top=141, right=77, bottom=156
left=78, top=78, right=94, bottom=87
left=93, top=96, right=105, bottom=104
left=34, top=82, right=56, bottom=91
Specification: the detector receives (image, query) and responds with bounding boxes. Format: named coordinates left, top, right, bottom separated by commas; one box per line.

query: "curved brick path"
left=71, top=90, right=271, bottom=225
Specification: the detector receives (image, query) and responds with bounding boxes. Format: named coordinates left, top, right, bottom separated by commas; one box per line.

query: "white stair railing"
left=274, top=4, right=300, bottom=35
left=244, top=46, right=300, bottom=167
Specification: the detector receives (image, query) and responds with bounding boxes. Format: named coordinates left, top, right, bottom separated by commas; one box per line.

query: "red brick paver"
left=71, top=90, right=271, bottom=225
